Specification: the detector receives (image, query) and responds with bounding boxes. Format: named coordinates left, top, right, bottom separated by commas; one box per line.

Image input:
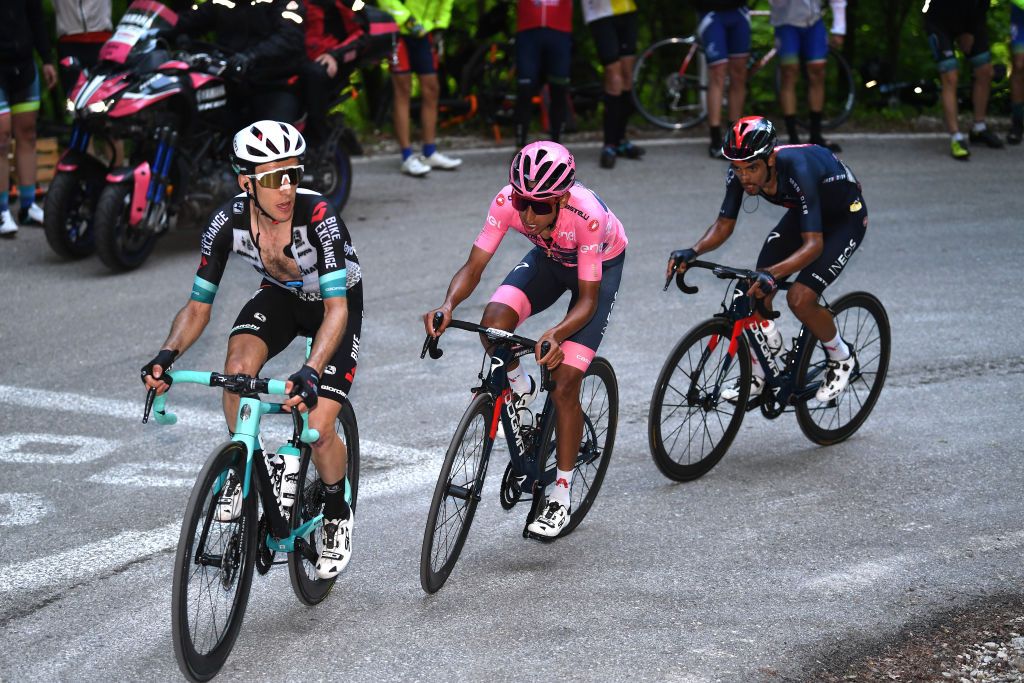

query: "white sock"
left=507, top=364, right=530, bottom=395
left=550, top=469, right=572, bottom=507
left=823, top=333, right=851, bottom=361
left=952, top=131, right=965, bottom=142
left=972, top=121, right=987, bottom=133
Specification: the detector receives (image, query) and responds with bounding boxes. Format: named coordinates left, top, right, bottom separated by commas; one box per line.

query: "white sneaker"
left=401, top=155, right=431, bottom=177
left=19, top=202, right=44, bottom=225
left=0, top=210, right=17, bottom=238
left=721, top=375, right=764, bottom=403
left=816, top=352, right=856, bottom=403
left=423, top=150, right=462, bottom=170
left=527, top=498, right=570, bottom=538
left=214, top=473, right=242, bottom=522
left=316, top=514, right=353, bottom=579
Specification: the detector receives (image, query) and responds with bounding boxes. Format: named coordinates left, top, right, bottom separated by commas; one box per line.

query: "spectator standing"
left=514, top=0, right=574, bottom=148
left=1009, top=0, right=1024, bottom=145
left=53, top=0, right=113, bottom=95
left=922, top=0, right=1003, bottom=160
left=377, top=0, right=462, bottom=176
left=770, top=0, right=844, bottom=151
left=0, top=0, right=57, bottom=237
left=303, top=0, right=367, bottom=148
left=695, top=0, right=750, bottom=159
left=581, top=0, right=645, bottom=169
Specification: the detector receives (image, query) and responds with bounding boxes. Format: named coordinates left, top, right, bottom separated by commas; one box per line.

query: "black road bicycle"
left=143, top=370, right=358, bottom=681
left=648, top=261, right=889, bottom=482
left=418, top=313, right=618, bottom=594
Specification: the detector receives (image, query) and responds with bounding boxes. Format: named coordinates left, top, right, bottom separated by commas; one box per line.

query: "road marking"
left=0, top=523, right=179, bottom=595
left=0, top=434, right=119, bottom=464
left=88, top=462, right=197, bottom=488
left=0, top=493, right=50, bottom=527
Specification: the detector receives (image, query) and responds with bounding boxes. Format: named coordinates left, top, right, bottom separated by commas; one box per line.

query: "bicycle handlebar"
left=666, top=259, right=780, bottom=320
left=142, top=370, right=319, bottom=443
left=421, top=312, right=555, bottom=390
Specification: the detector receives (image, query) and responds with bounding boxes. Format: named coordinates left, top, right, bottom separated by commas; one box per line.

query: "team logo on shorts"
left=324, top=365, right=336, bottom=375
left=849, top=199, right=863, bottom=212
left=254, top=312, right=266, bottom=322
left=587, top=219, right=599, bottom=233
left=496, top=193, right=506, bottom=206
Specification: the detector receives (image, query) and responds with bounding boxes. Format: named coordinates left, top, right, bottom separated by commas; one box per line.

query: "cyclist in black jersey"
left=668, top=116, right=866, bottom=403
left=141, top=120, right=363, bottom=580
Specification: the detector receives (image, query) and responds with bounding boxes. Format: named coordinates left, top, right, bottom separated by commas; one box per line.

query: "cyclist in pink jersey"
left=424, top=141, right=627, bottom=538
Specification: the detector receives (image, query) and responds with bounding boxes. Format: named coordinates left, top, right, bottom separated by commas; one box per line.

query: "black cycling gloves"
left=752, top=270, right=777, bottom=295
left=141, top=349, right=179, bottom=384
left=288, top=364, right=320, bottom=410
left=669, top=248, right=698, bottom=269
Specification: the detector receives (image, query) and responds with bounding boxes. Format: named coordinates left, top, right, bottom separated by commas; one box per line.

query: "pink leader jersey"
left=473, top=182, right=628, bottom=280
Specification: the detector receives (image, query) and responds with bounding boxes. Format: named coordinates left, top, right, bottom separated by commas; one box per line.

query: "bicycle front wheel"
left=420, top=393, right=494, bottom=594
left=648, top=318, right=752, bottom=482
left=288, top=401, right=360, bottom=605
left=795, top=292, right=890, bottom=445
left=172, top=441, right=257, bottom=682
left=537, top=357, right=618, bottom=536
left=632, top=36, right=708, bottom=130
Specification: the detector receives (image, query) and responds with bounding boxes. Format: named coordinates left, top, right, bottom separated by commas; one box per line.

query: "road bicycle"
left=418, top=313, right=617, bottom=594
left=648, top=260, right=889, bottom=482
left=631, top=10, right=855, bottom=132
left=143, top=366, right=359, bottom=681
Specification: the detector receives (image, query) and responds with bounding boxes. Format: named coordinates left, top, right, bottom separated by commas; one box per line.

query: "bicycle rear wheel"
left=795, top=292, right=890, bottom=445
left=288, top=401, right=360, bottom=605
left=632, top=37, right=708, bottom=130
left=648, top=318, right=752, bottom=482
left=420, top=393, right=494, bottom=594
left=172, top=441, right=257, bottom=682
left=536, top=357, right=618, bottom=536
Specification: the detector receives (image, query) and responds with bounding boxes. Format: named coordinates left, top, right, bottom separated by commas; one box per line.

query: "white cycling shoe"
left=721, top=375, right=764, bottom=403
left=0, top=210, right=17, bottom=238
left=816, top=352, right=857, bottom=403
left=423, top=150, right=462, bottom=170
left=401, top=155, right=431, bottom=177
left=214, top=473, right=242, bottom=522
left=527, top=498, right=570, bottom=538
left=316, top=515, right=353, bottom=579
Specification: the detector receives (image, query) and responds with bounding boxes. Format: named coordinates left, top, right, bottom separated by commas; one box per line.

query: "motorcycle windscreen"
left=99, top=0, right=179, bottom=65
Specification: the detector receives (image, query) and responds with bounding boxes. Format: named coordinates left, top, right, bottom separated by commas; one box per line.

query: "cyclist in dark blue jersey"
left=141, top=120, right=363, bottom=580
left=668, top=115, right=866, bottom=403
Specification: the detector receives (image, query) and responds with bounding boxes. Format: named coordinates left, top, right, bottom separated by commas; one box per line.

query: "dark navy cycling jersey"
left=719, top=144, right=862, bottom=234
left=190, top=188, right=361, bottom=304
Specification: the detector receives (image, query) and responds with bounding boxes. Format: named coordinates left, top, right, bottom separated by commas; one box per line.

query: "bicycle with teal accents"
left=142, top=368, right=359, bottom=682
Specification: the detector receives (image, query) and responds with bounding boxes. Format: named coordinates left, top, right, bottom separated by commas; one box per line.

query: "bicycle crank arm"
left=293, top=536, right=319, bottom=564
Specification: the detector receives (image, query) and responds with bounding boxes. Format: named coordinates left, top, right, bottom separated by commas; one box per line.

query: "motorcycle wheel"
left=95, top=183, right=160, bottom=272
left=310, top=142, right=352, bottom=213
left=44, top=169, right=99, bottom=260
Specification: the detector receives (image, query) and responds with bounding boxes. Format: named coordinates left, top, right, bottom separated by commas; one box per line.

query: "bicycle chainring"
left=254, top=514, right=275, bottom=575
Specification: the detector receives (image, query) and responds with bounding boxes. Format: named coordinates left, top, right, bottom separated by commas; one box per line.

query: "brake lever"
left=421, top=311, right=445, bottom=359
left=142, top=387, right=156, bottom=424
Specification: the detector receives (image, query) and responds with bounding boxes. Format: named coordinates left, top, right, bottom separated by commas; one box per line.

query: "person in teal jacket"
left=378, top=0, right=463, bottom=175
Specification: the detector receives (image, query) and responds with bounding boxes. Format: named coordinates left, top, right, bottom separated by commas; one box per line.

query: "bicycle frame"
left=147, top=370, right=325, bottom=557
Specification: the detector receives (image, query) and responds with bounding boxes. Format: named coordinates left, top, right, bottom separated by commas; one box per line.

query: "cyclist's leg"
left=589, top=16, right=623, bottom=157
left=802, top=20, right=829, bottom=143
left=544, top=28, right=572, bottom=142
left=482, top=247, right=566, bottom=356
left=614, top=12, right=639, bottom=149
left=961, top=13, right=993, bottom=128
left=926, top=12, right=962, bottom=136
left=307, top=309, right=361, bottom=485
left=390, top=38, right=415, bottom=153
left=10, top=64, right=41, bottom=219
left=224, top=285, right=297, bottom=428
left=725, top=8, right=751, bottom=123
left=775, top=25, right=801, bottom=143
left=699, top=11, right=731, bottom=131
left=514, top=29, right=543, bottom=147
left=408, top=35, right=439, bottom=149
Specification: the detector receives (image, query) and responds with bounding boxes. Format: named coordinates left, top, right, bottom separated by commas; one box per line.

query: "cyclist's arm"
left=157, top=300, right=213, bottom=358
left=307, top=200, right=351, bottom=368
left=692, top=216, right=737, bottom=256
left=829, top=0, right=847, bottom=36
left=304, top=296, right=348, bottom=374
left=427, top=246, right=495, bottom=335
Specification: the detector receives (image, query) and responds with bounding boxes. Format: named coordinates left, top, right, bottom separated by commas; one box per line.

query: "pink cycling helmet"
left=509, top=141, right=576, bottom=200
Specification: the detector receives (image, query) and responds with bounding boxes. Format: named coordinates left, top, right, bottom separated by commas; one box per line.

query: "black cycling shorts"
left=923, top=0, right=990, bottom=71
left=229, top=282, right=362, bottom=403
left=588, top=12, right=638, bottom=65
left=755, top=198, right=867, bottom=295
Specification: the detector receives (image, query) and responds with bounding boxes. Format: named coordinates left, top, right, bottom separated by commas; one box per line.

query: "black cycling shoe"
left=1008, top=126, right=1023, bottom=146
left=969, top=128, right=1005, bottom=149
left=810, top=137, right=842, bottom=153
left=599, top=146, right=617, bottom=169
left=617, top=141, right=645, bottom=159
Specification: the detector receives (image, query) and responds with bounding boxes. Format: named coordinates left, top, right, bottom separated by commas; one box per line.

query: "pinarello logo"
left=312, top=201, right=328, bottom=223
left=588, top=219, right=599, bottom=232
left=496, top=193, right=506, bottom=206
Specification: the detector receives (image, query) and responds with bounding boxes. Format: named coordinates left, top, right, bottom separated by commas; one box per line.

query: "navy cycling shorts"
left=588, top=12, right=638, bottom=65
left=516, top=27, right=572, bottom=86
left=698, top=8, right=751, bottom=65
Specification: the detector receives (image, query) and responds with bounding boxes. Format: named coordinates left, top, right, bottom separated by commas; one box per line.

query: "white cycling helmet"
left=231, top=120, right=306, bottom=175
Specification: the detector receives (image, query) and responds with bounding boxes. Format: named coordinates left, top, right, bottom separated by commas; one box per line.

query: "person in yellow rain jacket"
left=377, top=0, right=463, bottom=175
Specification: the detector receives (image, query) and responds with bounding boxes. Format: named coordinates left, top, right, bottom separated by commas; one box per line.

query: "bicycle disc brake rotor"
left=221, top=524, right=243, bottom=588
left=255, top=514, right=274, bottom=575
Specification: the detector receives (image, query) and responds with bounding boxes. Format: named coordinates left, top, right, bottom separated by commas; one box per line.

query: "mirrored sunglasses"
left=249, top=165, right=303, bottom=189
left=511, top=192, right=556, bottom=215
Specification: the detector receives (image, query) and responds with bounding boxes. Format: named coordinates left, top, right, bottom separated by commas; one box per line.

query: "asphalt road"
left=1, top=135, right=1022, bottom=682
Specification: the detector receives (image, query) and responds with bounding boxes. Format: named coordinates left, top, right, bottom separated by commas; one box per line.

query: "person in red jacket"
left=303, top=0, right=367, bottom=147
left=514, top=0, right=574, bottom=148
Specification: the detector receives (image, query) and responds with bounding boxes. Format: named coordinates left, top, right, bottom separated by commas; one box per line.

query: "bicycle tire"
left=795, top=292, right=890, bottom=445
left=420, top=393, right=494, bottom=594
left=632, top=36, right=707, bottom=131
left=535, top=357, right=618, bottom=536
left=792, top=48, right=855, bottom=132
left=648, top=318, right=752, bottom=482
left=172, top=441, right=257, bottom=682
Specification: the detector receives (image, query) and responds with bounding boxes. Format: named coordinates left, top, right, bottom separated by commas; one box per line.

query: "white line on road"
left=0, top=493, right=51, bottom=527
left=0, top=434, right=119, bottom=464
left=88, top=462, right=197, bottom=488
left=0, top=523, right=179, bottom=595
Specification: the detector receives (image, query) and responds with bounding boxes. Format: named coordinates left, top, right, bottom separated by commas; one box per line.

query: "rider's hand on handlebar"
left=141, top=349, right=179, bottom=395
left=284, top=365, right=319, bottom=413
left=666, top=248, right=698, bottom=278
left=746, top=270, right=778, bottom=299
left=423, top=307, right=451, bottom=337
left=536, top=331, right=563, bottom=369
